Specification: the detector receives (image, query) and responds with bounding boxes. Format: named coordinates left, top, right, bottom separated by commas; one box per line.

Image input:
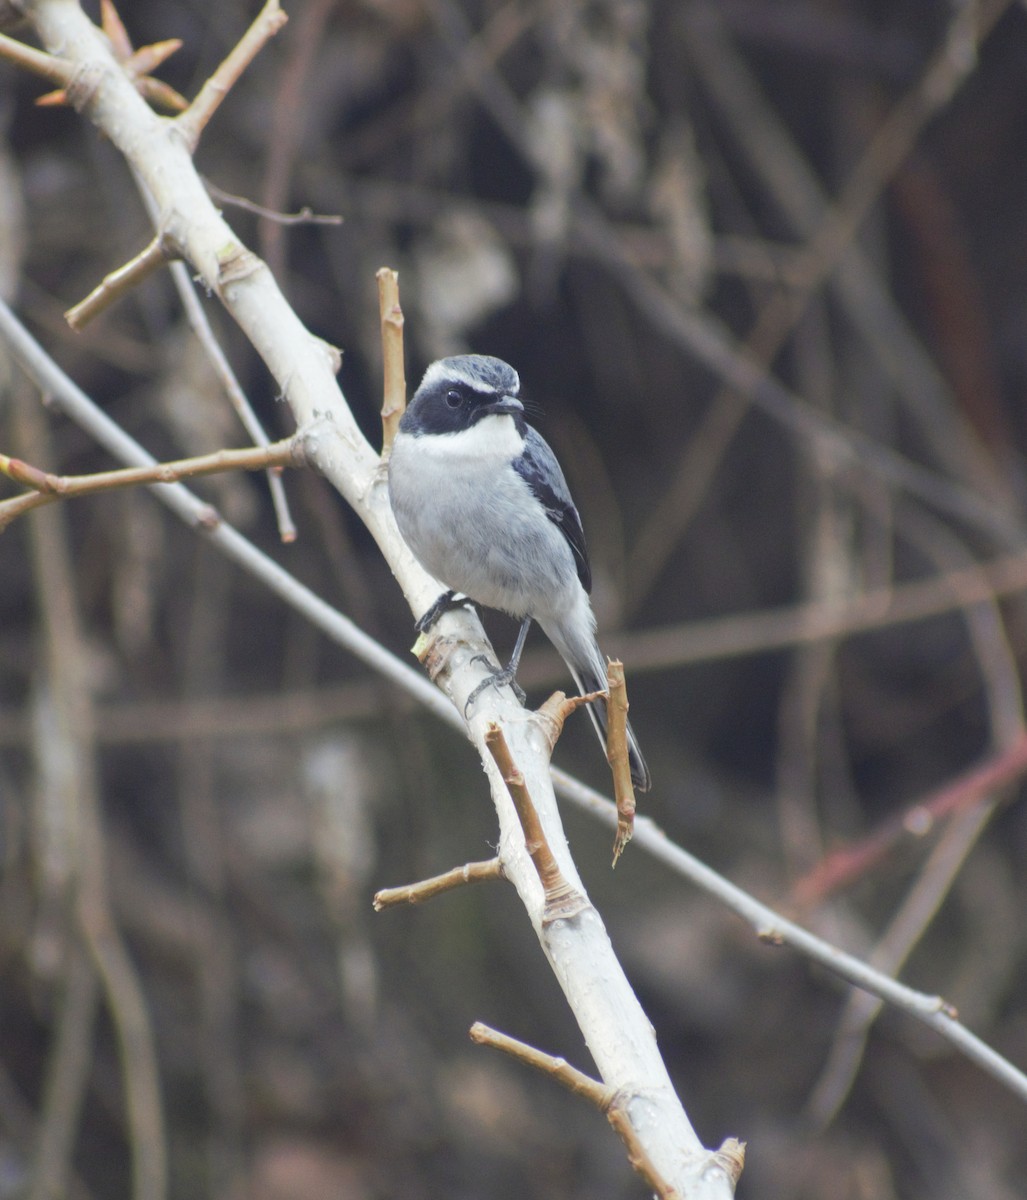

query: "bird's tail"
left=540, top=609, right=651, bottom=793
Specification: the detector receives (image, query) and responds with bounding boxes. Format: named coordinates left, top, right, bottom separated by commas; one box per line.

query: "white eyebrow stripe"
left=419, top=359, right=520, bottom=395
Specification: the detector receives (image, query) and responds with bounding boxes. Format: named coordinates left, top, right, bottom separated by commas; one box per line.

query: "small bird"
left=388, top=354, right=650, bottom=792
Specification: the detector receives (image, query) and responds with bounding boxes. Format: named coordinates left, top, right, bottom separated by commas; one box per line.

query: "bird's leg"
left=465, top=617, right=531, bottom=713
left=415, top=590, right=476, bottom=634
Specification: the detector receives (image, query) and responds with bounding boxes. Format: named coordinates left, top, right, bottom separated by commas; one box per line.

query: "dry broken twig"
left=373, top=858, right=502, bottom=911
left=64, top=234, right=176, bottom=330
left=604, top=660, right=636, bottom=865
left=484, top=723, right=586, bottom=921
left=469, top=1022, right=681, bottom=1200
left=377, top=266, right=407, bottom=453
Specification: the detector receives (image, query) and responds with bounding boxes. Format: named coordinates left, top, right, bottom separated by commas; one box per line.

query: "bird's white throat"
left=412, top=413, right=523, bottom=462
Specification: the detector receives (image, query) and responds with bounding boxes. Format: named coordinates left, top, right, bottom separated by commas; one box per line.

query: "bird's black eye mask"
left=401, top=380, right=526, bottom=437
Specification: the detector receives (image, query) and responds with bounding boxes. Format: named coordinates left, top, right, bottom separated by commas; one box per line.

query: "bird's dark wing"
left=514, top=428, right=592, bottom=593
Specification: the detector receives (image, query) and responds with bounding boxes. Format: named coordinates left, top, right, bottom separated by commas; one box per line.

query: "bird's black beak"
left=481, top=395, right=524, bottom=417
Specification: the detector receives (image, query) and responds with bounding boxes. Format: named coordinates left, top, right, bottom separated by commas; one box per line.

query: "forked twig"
left=469, top=1022, right=745, bottom=1198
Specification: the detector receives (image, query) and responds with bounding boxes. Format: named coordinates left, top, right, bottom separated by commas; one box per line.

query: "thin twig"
left=794, top=729, right=1027, bottom=906
left=134, top=160, right=299, bottom=543
left=64, top=234, right=175, bottom=330
left=175, top=0, right=288, bottom=151
left=0, top=30, right=74, bottom=84
left=373, top=858, right=502, bottom=910
left=805, top=801, right=999, bottom=1127
left=469, top=1021, right=612, bottom=1103
left=204, top=177, right=343, bottom=226
left=0, top=438, right=299, bottom=531
left=604, top=661, right=636, bottom=865
left=166, top=258, right=299, bottom=542
left=484, top=723, right=586, bottom=921
left=377, top=267, right=406, bottom=453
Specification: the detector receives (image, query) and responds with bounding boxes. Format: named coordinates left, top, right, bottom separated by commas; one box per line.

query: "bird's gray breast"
left=388, top=418, right=579, bottom=619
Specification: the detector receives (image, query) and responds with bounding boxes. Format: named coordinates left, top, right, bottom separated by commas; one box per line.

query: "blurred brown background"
left=1, top=1, right=1027, bottom=1197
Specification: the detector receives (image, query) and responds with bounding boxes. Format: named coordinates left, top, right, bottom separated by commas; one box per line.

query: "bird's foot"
left=415, top=590, right=476, bottom=635
left=464, top=657, right=527, bottom=715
